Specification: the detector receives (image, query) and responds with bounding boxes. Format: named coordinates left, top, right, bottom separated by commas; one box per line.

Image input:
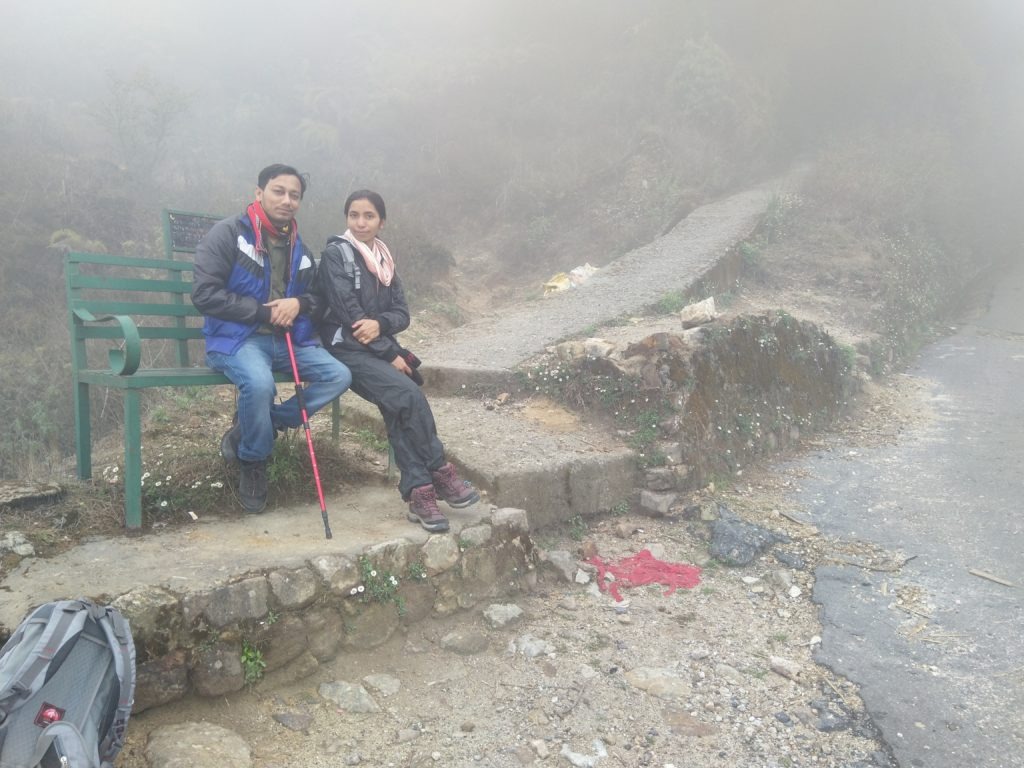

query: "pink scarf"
left=341, top=230, right=395, bottom=287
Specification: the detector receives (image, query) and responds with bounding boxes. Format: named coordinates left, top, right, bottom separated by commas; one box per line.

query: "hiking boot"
left=220, top=411, right=241, bottom=466
left=238, top=459, right=268, bottom=514
left=407, top=485, right=449, bottom=533
left=431, top=462, right=480, bottom=509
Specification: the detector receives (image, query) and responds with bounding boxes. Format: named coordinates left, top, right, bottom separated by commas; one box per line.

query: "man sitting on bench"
left=191, top=164, right=352, bottom=514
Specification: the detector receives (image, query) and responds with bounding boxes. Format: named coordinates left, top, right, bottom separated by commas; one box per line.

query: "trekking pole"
left=284, top=331, right=333, bottom=539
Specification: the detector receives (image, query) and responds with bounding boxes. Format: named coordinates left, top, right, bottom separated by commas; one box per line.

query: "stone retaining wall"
left=546, top=311, right=860, bottom=517
left=117, top=508, right=535, bottom=714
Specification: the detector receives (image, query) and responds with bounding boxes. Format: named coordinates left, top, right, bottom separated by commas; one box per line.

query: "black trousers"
left=327, top=346, right=445, bottom=499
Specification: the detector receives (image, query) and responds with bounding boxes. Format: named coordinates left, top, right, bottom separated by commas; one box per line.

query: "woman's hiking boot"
left=239, top=459, right=268, bottom=514
left=431, top=462, right=480, bottom=508
left=407, top=485, right=450, bottom=533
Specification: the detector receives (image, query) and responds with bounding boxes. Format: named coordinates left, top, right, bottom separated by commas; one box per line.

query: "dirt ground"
left=107, top=198, right=939, bottom=768
left=108, top=377, right=922, bottom=768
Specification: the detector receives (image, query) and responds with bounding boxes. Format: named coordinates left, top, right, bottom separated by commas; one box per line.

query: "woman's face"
left=347, top=198, right=384, bottom=244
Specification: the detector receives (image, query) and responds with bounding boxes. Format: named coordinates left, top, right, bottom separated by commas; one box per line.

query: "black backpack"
left=0, top=599, right=135, bottom=768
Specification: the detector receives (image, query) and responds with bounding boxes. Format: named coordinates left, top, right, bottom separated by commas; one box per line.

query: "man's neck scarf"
left=247, top=201, right=297, bottom=258
left=342, top=230, right=395, bottom=287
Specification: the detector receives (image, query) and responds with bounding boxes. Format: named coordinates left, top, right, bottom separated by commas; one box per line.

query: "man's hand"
left=264, top=297, right=301, bottom=328
left=352, top=318, right=381, bottom=344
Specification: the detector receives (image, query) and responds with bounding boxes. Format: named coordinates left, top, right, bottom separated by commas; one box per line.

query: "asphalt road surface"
left=797, top=260, right=1024, bottom=768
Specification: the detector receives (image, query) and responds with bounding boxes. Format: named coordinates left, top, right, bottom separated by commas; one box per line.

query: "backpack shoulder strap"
left=93, top=605, right=136, bottom=765
left=0, top=601, right=89, bottom=724
left=323, top=239, right=361, bottom=290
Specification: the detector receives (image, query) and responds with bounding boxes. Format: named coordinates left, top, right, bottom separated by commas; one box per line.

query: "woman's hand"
left=351, top=318, right=381, bottom=344
left=391, top=355, right=412, bottom=375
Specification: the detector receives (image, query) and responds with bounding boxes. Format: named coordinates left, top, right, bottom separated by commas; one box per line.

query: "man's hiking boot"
left=220, top=412, right=241, bottom=466
left=239, top=459, right=268, bottom=514
left=431, top=462, right=480, bottom=509
left=407, top=485, right=449, bottom=533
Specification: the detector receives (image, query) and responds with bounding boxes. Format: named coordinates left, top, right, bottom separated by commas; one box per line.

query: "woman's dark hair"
left=344, top=189, right=387, bottom=220
left=258, top=164, right=308, bottom=198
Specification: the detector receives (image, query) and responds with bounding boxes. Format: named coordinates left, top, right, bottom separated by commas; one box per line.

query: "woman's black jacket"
left=316, top=236, right=411, bottom=362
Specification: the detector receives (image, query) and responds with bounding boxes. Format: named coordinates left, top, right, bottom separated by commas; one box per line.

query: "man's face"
left=255, top=174, right=303, bottom=228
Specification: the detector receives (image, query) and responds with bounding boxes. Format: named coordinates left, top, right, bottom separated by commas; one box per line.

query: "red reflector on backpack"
left=34, top=703, right=64, bottom=727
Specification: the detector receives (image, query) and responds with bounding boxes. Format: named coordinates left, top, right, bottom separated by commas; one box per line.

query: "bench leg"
left=74, top=381, right=92, bottom=480
left=123, top=391, right=143, bottom=529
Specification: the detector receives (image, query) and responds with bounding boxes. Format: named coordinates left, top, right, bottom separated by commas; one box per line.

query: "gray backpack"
left=0, top=599, right=135, bottom=768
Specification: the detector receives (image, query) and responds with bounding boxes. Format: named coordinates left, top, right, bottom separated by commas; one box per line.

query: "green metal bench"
left=65, top=250, right=345, bottom=529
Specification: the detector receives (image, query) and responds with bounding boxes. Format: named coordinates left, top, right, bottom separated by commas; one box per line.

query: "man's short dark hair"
left=257, top=164, right=308, bottom=198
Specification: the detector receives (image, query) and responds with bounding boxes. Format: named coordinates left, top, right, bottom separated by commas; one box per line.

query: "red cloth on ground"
left=586, top=549, right=702, bottom=602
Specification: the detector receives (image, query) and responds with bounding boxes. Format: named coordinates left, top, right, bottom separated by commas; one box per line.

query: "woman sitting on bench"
left=317, top=190, right=479, bottom=533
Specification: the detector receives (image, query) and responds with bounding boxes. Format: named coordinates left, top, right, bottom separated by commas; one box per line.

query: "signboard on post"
left=162, top=209, right=222, bottom=260
left=160, top=209, right=223, bottom=366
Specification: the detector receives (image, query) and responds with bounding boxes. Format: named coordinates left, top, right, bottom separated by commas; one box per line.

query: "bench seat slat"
left=76, top=368, right=295, bottom=388
left=66, top=252, right=195, bottom=271
left=72, top=300, right=201, bottom=317
left=71, top=275, right=194, bottom=293
left=75, top=326, right=203, bottom=341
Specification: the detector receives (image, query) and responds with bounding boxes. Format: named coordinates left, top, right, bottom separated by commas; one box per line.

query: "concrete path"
left=419, top=173, right=800, bottom=371
left=804, top=259, right=1024, bottom=767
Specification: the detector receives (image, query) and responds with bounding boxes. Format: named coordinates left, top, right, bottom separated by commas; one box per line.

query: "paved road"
left=800, top=261, right=1024, bottom=767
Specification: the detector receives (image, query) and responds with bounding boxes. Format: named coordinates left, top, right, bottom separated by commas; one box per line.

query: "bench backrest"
left=65, top=251, right=204, bottom=372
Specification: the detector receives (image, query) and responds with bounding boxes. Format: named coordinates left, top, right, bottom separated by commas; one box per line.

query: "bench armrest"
left=72, top=308, right=142, bottom=375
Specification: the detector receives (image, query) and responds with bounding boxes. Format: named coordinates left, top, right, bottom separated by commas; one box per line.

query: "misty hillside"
left=2, top=1, right=1023, bottom=477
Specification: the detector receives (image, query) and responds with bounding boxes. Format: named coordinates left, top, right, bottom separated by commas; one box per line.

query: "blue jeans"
left=207, top=335, right=352, bottom=462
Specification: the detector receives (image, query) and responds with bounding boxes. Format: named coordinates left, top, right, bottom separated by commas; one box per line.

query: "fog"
left=5, top=1, right=1023, bottom=259
left=2, top=0, right=1024, bottom=473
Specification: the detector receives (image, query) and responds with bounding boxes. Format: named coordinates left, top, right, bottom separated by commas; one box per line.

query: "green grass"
left=267, top=435, right=305, bottom=487
left=837, top=343, right=858, bottom=372
left=407, top=560, right=427, bottom=581
left=357, top=555, right=405, bottom=613
left=240, top=641, right=266, bottom=685
left=427, top=300, right=465, bottom=326
left=352, top=427, right=389, bottom=453
left=656, top=291, right=688, bottom=314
